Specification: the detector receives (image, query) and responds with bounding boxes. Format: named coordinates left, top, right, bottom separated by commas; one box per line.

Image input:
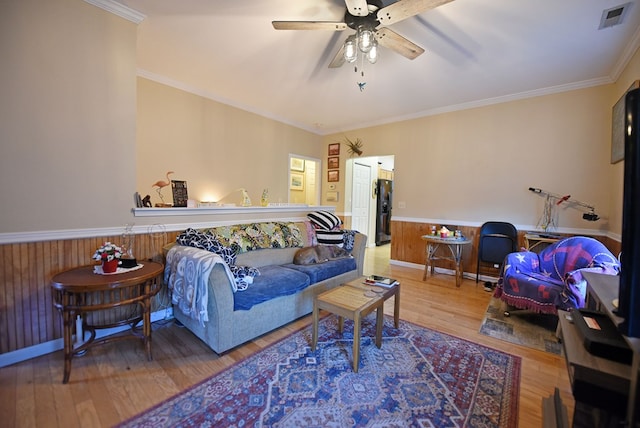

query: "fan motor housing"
left=344, top=0, right=383, bottom=29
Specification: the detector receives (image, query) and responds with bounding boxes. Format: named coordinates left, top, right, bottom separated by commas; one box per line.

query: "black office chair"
left=476, top=221, right=518, bottom=284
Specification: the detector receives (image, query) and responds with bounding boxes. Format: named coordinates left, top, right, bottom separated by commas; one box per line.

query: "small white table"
left=421, top=235, right=472, bottom=287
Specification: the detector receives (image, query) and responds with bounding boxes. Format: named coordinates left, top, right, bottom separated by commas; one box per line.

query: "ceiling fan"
left=272, top=0, right=455, bottom=68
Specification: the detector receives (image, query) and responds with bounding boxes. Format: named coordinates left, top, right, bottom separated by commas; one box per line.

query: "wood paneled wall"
left=390, top=220, right=621, bottom=276
left=1, top=222, right=621, bottom=356
left=0, top=231, right=178, bottom=355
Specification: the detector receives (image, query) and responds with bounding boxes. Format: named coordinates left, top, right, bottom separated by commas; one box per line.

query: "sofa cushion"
left=283, top=257, right=357, bottom=284
left=206, top=222, right=304, bottom=253
left=233, top=265, right=311, bottom=311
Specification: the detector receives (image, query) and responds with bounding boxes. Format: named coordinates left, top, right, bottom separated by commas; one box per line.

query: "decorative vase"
left=102, top=259, right=119, bottom=273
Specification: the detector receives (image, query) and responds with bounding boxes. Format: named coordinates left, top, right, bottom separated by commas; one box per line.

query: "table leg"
left=143, top=294, right=153, bottom=360
left=393, top=285, right=400, bottom=328
left=60, top=290, right=73, bottom=384
left=312, top=300, right=319, bottom=351
left=453, top=245, right=463, bottom=287
left=375, top=305, right=383, bottom=348
left=338, top=316, right=344, bottom=334
left=455, top=260, right=463, bottom=287
left=422, top=244, right=429, bottom=280
left=353, top=313, right=361, bottom=373
left=423, top=243, right=434, bottom=280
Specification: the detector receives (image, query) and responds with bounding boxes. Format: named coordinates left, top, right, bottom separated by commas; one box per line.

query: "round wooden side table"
left=421, top=235, right=472, bottom=287
left=50, top=261, right=164, bottom=383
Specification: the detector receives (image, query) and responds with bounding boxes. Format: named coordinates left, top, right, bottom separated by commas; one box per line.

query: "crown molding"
left=136, top=69, right=320, bottom=135
left=84, top=0, right=145, bottom=24
left=610, top=24, right=640, bottom=81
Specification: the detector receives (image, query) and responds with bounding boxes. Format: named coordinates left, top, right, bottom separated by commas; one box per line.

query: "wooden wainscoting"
left=0, top=232, right=178, bottom=355
left=0, top=223, right=620, bottom=357
left=391, top=222, right=484, bottom=272
left=390, top=220, right=619, bottom=277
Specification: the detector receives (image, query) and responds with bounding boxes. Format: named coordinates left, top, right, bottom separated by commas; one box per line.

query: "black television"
left=617, top=87, right=640, bottom=338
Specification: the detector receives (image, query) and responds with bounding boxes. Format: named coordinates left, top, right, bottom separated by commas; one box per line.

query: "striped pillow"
left=307, top=211, right=342, bottom=231
left=315, top=230, right=345, bottom=247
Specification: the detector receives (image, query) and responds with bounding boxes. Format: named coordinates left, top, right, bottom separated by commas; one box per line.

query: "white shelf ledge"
left=132, top=204, right=330, bottom=217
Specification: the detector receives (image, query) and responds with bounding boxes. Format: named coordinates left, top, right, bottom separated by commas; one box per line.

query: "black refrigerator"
left=375, top=179, right=393, bottom=246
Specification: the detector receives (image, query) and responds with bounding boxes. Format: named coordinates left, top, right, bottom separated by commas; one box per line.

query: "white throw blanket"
left=164, top=245, right=235, bottom=326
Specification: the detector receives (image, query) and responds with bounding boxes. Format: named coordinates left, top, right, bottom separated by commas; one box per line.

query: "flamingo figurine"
left=152, top=171, right=174, bottom=203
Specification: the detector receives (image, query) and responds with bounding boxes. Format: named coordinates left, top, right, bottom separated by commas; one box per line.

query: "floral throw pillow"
left=176, top=228, right=260, bottom=290
left=176, top=228, right=237, bottom=265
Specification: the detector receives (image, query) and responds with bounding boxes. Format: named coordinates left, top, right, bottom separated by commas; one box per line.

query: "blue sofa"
left=164, top=221, right=367, bottom=353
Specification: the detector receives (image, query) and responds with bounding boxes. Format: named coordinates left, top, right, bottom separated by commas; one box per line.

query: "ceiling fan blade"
left=377, top=0, right=455, bottom=26
left=345, top=0, right=370, bottom=16
left=376, top=28, right=425, bottom=60
left=272, top=21, right=347, bottom=30
left=328, top=44, right=346, bottom=68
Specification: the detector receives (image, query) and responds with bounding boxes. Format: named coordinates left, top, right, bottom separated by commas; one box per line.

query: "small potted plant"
left=93, top=241, right=123, bottom=273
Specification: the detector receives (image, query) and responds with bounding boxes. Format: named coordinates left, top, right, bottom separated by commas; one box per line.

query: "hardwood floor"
left=0, top=244, right=574, bottom=427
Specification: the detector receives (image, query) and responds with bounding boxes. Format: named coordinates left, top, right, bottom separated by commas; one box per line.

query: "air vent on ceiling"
left=599, top=3, right=631, bottom=29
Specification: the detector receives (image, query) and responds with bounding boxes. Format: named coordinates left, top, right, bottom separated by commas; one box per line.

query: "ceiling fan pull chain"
left=356, top=54, right=367, bottom=91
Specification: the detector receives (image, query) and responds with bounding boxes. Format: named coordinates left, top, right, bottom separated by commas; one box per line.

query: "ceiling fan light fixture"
left=344, top=35, right=358, bottom=63
left=366, top=41, right=378, bottom=64
left=357, top=26, right=374, bottom=53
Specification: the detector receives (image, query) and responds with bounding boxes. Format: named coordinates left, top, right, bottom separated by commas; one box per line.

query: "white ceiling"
left=115, top=0, right=640, bottom=135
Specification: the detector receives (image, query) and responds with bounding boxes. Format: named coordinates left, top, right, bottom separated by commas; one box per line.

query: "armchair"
left=494, top=236, right=619, bottom=315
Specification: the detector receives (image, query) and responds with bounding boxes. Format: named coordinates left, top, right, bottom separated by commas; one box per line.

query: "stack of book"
left=364, top=275, right=399, bottom=288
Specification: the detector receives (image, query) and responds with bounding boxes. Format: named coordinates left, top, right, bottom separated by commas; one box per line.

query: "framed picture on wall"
left=328, top=156, right=339, bottom=169
left=328, top=170, right=339, bottom=182
left=328, top=143, right=340, bottom=156
left=290, top=172, right=304, bottom=190
left=290, top=157, right=305, bottom=171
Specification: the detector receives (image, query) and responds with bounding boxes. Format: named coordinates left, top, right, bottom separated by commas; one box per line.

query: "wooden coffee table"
left=311, top=277, right=400, bottom=372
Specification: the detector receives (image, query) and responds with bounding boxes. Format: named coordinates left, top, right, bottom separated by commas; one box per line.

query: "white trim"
left=610, top=24, right=640, bottom=81
left=132, top=204, right=327, bottom=217
left=137, top=70, right=320, bottom=135
left=0, top=309, right=171, bottom=369
left=389, top=259, right=498, bottom=283
left=322, top=78, right=613, bottom=134
left=0, top=214, right=618, bottom=245
left=138, top=68, right=618, bottom=136
left=389, top=216, right=616, bottom=240
left=83, top=0, right=145, bottom=23
left=0, top=205, right=336, bottom=244
left=0, top=226, right=134, bottom=245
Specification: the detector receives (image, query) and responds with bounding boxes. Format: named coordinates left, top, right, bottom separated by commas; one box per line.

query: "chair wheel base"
left=503, top=311, right=511, bottom=317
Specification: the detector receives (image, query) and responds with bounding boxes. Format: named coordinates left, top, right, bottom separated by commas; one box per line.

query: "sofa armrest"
left=351, top=232, right=367, bottom=276
left=205, top=263, right=236, bottom=330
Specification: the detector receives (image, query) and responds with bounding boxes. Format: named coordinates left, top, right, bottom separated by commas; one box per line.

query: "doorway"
left=347, top=155, right=395, bottom=245
left=351, top=162, right=371, bottom=236
left=288, top=155, right=321, bottom=205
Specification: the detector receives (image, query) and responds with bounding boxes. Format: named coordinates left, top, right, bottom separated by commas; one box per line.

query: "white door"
left=351, top=162, right=371, bottom=235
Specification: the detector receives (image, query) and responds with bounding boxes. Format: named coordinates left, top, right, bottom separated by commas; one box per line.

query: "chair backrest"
left=478, top=221, right=518, bottom=264
left=538, top=236, right=620, bottom=280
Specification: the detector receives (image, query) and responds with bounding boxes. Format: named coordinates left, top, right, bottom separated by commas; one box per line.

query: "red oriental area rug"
left=118, top=315, right=520, bottom=427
